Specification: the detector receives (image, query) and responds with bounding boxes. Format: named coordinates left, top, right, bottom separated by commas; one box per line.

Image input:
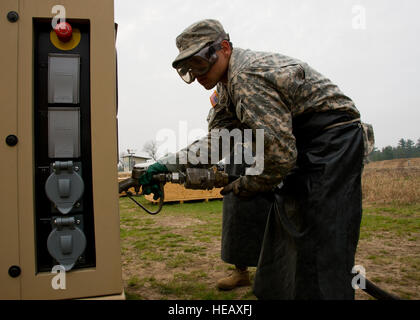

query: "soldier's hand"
left=138, top=162, right=169, bottom=200
left=142, top=184, right=163, bottom=200
left=220, top=178, right=257, bottom=198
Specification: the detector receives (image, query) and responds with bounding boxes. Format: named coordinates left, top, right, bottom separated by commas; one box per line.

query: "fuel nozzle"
left=151, top=167, right=230, bottom=190
left=119, top=167, right=233, bottom=194
left=119, top=166, right=234, bottom=215
left=118, top=167, right=143, bottom=194
left=183, top=168, right=229, bottom=190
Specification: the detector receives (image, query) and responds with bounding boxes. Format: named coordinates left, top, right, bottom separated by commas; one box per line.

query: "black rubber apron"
left=253, top=111, right=365, bottom=300
left=221, top=146, right=271, bottom=267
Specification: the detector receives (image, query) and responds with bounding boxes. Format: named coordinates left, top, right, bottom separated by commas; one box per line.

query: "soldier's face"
left=196, top=41, right=231, bottom=90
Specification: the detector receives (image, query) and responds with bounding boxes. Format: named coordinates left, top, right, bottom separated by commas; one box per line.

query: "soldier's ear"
left=220, top=40, right=232, bottom=57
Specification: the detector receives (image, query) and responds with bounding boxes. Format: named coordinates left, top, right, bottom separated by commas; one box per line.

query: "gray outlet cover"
left=45, top=163, right=84, bottom=214
left=47, top=226, right=86, bottom=271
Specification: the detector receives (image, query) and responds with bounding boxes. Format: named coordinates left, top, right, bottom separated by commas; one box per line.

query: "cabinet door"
left=0, top=0, right=21, bottom=300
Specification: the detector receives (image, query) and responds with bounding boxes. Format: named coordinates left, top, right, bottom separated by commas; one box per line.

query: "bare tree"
left=143, top=140, right=159, bottom=161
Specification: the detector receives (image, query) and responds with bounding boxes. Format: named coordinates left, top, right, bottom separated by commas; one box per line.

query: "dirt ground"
left=120, top=203, right=419, bottom=300
left=355, top=234, right=419, bottom=300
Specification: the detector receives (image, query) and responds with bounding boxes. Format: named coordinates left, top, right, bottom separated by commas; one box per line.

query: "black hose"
left=119, top=177, right=165, bottom=215
left=358, top=273, right=401, bottom=300
left=126, top=183, right=165, bottom=215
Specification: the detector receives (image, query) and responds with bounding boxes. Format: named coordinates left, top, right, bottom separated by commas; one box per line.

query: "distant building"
left=121, top=152, right=152, bottom=172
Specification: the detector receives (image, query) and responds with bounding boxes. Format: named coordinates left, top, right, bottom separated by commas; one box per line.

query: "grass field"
left=119, top=158, right=420, bottom=300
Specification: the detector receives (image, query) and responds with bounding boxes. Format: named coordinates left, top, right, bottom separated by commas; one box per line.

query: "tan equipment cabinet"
left=0, top=0, right=123, bottom=299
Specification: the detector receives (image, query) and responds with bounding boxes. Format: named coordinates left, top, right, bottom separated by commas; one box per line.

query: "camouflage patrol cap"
left=172, top=19, right=228, bottom=68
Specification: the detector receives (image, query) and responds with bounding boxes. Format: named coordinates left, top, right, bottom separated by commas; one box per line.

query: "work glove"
left=220, top=177, right=258, bottom=198
left=138, top=162, right=169, bottom=200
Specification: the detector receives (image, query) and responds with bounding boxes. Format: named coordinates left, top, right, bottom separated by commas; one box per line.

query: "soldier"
left=139, top=19, right=373, bottom=299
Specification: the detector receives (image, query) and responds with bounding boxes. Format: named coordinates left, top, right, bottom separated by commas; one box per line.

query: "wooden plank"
left=144, top=183, right=223, bottom=203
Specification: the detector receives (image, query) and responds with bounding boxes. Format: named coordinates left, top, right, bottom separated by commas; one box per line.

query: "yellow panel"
left=16, top=0, right=123, bottom=299
left=0, top=0, right=22, bottom=300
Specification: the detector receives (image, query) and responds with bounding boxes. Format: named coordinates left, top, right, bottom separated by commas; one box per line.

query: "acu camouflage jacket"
left=164, top=48, right=361, bottom=193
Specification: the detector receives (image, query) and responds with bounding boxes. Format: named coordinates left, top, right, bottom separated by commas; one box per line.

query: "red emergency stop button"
left=54, top=22, right=73, bottom=43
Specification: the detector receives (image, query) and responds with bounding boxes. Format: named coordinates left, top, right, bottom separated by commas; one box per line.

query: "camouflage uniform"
left=168, top=19, right=372, bottom=299
left=166, top=47, right=362, bottom=192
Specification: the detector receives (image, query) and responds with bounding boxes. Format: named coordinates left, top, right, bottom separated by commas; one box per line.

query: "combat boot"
left=217, top=268, right=251, bottom=290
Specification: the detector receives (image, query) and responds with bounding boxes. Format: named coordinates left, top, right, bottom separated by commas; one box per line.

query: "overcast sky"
left=114, top=0, right=420, bottom=157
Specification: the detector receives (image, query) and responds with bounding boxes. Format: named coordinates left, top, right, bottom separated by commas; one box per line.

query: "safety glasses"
left=176, top=42, right=222, bottom=84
